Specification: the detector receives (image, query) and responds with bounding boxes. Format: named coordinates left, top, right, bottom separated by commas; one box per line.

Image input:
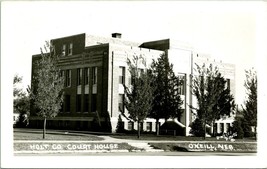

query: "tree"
left=13, top=75, right=30, bottom=127
left=191, top=63, right=235, bottom=139
left=123, top=55, right=153, bottom=138
left=31, top=42, right=64, bottom=139
left=149, top=54, right=183, bottom=135
left=13, top=74, right=23, bottom=98
left=242, top=68, right=257, bottom=139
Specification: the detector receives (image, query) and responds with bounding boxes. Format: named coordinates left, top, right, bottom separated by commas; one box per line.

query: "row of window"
left=62, top=94, right=97, bottom=113
left=126, top=121, right=153, bottom=131
left=60, top=67, right=97, bottom=87
left=62, top=93, right=125, bottom=114
left=62, top=43, right=73, bottom=56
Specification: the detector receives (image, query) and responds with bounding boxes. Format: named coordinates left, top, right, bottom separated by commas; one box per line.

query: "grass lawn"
left=111, top=134, right=257, bottom=142
left=14, top=131, right=104, bottom=141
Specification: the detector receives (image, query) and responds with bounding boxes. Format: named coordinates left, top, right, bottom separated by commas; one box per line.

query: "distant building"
left=30, top=33, right=235, bottom=136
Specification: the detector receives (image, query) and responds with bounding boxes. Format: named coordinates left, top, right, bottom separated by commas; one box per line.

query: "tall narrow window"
left=68, top=43, right=73, bottom=55
left=92, top=67, right=97, bottom=84
left=62, top=44, right=66, bottom=56
left=138, top=68, right=144, bottom=76
left=91, top=94, right=97, bottom=112
left=84, top=68, right=89, bottom=85
left=177, top=75, right=185, bottom=95
left=66, top=70, right=71, bottom=87
left=60, top=70, right=65, bottom=86
left=226, top=79, right=230, bottom=90
left=146, top=122, right=152, bottom=132
left=84, top=94, right=89, bottom=112
left=118, top=94, right=124, bottom=113
left=128, top=121, right=134, bottom=130
left=119, top=66, right=125, bottom=84
left=76, top=95, right=81, bottom=112
left=65, top=95, right=71, bottom=112
left=77, top=68, right=82, bottom=86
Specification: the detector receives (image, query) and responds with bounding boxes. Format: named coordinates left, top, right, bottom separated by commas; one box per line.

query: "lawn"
left=14, top=130, right=104, bottom=141
left=111, top=134, right=257, bottom=142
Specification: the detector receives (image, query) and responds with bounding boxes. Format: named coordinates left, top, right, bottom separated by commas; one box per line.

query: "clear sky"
left=2, top=1, right=266, bottom=105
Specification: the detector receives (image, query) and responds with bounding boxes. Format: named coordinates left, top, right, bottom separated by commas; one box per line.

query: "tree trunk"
left=156, top=119, right=160, bottom=136
left=43, top=117, right=46, bottom=139
left=203, top=120, right=206, bottom=140
left=137, top=121, right=140, bottom=139
left=212, top=121, right=216, bottom=137
left=255, top=126, right=257, bottom=141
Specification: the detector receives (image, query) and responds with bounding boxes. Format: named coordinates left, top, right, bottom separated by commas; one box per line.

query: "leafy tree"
left=13, top=74, right=23, bottom=98
left=191, top=63, right=235, bottom=139
left=242, top=68, right=257, bottom=139
left=13, top=75, right=30, bottom=127
left=123, top=55, right=153, bottom=138
left=31, top=42, right=64, bottom=139
left=149, top=54, right=183, bottom=135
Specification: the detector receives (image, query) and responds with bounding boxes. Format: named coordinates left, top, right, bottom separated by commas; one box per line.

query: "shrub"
left=116, top=115, right=125, bottom=133
left=232, top=117, right=244, bottom=139
left=190, top=118, right=205, bottom=137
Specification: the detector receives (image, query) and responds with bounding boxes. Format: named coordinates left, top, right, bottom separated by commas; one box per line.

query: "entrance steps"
left=128, top=142, right=164, bottom=152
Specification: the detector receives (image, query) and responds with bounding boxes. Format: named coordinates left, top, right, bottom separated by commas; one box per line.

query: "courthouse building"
left=30, top=33, right=235, bottom=136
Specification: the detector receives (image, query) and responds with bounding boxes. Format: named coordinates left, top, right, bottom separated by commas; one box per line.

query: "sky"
left=2, top=1, right=266, bottom=105
left=1, top=1, right=267, bottom=167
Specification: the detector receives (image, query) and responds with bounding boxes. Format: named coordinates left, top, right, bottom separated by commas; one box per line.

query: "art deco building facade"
left=30, top=33, right=235, bottom=136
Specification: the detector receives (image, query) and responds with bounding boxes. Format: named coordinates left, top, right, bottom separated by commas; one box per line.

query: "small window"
left=84, top=94, right=89, bottom=112
left=66, top=70, right=71, bottom=87
left=91, top=94, right=97, bottom=112
left=65, top=95, right=71, bottom=112
left=146, top=122, right=152, bottom=132
left=92, top=67, right=97, bottom=84
left=76, top=95, right=81, bottom=112
left=177, top=75, right=185, bottom=95
left=226, top=79, right=230, bottom=90
left=62, top=44, right=66, bottom=56
left=68, top=43, right=73, bottom=55
left=77, top=68, right=82, bottom=86
left=119, top=66, right=125, bottom=84
left=118, top=94, right=124, bottom=113
left=128, top=121, right=134, bottom=130
left=84, top=68, right=89, bottom=85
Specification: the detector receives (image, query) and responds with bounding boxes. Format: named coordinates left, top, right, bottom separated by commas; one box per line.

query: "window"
left=220, top=123, right=224, bottom=134
left=76, top=95, right=81, bottom=112
left=65, top=95, right=71, bottom=112
left=226, top=123, right=231, bottom=133
left=60, top=70, right=65, bottom=78
left=62, top=44, right=66, bottom=56
left=177, top=75, right=185, bottom=95
left=146, top=122, right=152, bottom=132
left=138, top=68, right=144, bottom=76
left=77, top=68, right=82, bottom=86
left=66, top=69, right=71, bottom=87
left=84, top=68, right=89, bottom=85
left=118, top=94, right=124, bottom=113
left=92, top=67, right=97, bottom=84
left=84, top=94, right=89, bottom=112
left=119, top=66, right=125, bottom=84
left=226, top=79, right=230, bottom=90
left=68, top=43, right=73, bottom=55
left=128, top=121, right=134, bottom=130
left=91, top=94, right=97, bottom=112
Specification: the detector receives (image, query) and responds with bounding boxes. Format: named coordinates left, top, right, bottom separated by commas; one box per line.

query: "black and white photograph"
left=1, top=1, right=267, bottom=168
